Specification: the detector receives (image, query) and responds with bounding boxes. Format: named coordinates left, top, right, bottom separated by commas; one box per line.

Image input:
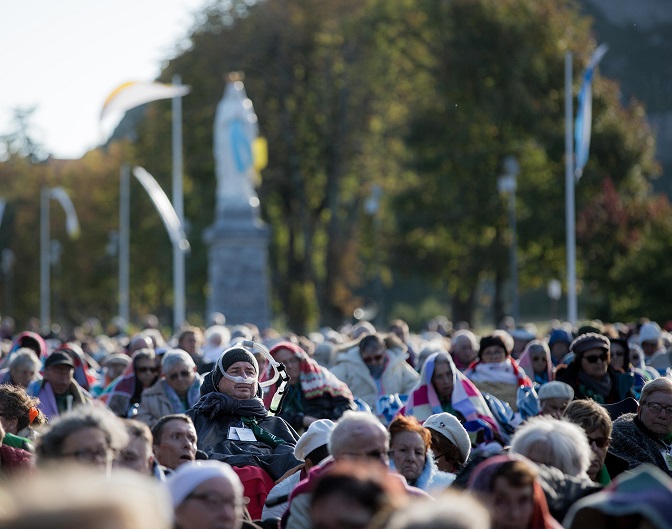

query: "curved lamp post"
left=40, top=187, right=80, bottom=330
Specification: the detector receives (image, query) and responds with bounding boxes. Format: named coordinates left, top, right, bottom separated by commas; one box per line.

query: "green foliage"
left=0, top=0, right=664, bottom=331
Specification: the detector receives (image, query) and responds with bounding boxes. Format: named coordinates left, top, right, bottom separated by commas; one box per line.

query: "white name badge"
left=228, top=426, right=257, bottom=442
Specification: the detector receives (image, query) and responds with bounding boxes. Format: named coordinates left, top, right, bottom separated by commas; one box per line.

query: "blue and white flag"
left=574, top=43, right=608, bottom=180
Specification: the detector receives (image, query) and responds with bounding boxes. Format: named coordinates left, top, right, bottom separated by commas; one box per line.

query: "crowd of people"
left=0, top=314, right=671, bottom=529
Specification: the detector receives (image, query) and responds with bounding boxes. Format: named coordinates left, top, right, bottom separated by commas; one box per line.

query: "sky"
left=1, top=0, right=211, bottom=159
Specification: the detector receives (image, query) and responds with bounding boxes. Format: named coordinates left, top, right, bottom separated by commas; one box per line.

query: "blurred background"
left=0, top=0, right=670, bottom=335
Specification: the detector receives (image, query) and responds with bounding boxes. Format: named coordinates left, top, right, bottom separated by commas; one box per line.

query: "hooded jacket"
left=330, top=345, right=419, bottom=411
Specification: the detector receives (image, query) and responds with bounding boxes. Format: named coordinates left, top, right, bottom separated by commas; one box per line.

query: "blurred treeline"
left=0, top=0, right=669, bottom=334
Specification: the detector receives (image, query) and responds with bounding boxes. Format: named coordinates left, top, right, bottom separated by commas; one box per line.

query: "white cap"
left=294, top=419, right=336, bottom=461
left=538, top=381, right=574, bottom=401
left=423, top=413, right=471, bottom=464
left=639, top=322, right=662, bottom=344
left=165, top=461, right=242, bottom=507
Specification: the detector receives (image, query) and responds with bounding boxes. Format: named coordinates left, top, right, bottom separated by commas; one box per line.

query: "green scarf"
left=240, top=416, right=287, bottom=449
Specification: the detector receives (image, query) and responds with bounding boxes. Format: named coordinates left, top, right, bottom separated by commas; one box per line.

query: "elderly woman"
left=555, top=333, right=633, bottom=404
left=400, top=351, right=500, bottom=437
left=423, top=412, right=471, bottom=475
left=136, top=350, right=202, bottom=427
left=509, top=415, right=592, bottom=479
left=468, top=454, right=562, bottom=529
left=310, top=460, right=409, bottom=529
left=388, top=414, right=454, bottom=493
left=36, top=406, right=129, bottom=474
left=464, top=331, right=532, bottom=411
left=188, top=343, right=300, bottom=482
left=0, top=349, right=42, bottom=388
left=449, top=330, right=479, bottom=372
left=536, top=381, right=574, bottom=420
left=564, top=399, right=617, bottom=484
left=166, top=460, right=252, bottom=529
left=610, top=377, right=672, bottom=477
left=0, top=331, right=47, bottom=369
left=517, top=341, right=554, bottom=386
left=263, top=341, right=355, bottom=432
left=0, top=383, right=47, bottom=445
left=98, top=348, right=159, bottom=417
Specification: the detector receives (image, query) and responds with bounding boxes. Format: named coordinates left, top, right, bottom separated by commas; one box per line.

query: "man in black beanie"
left=187, top=344, right=300, bottom=484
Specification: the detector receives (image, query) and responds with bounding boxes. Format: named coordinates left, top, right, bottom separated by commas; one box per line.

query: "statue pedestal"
left=204, top=206, right=271, bottom=329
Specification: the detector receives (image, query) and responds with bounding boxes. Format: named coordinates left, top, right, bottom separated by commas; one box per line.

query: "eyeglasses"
left=168, top=370, right=192, bottom=381
left=63, top=447, right=113, bottom=463
left=643, top=402, right=672, bottom=415
left=587, top=436, right=611, bottom=448
left=186, top=492, right=244, bottom=511
left=136, top=366, right=158, bottom=374
left=482, top=349, right=505, bottom=358
left=582, top=352, right=609, bottom=364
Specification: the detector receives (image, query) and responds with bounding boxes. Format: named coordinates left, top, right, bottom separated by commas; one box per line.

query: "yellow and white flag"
left=100, top=81, right=190, bottom=121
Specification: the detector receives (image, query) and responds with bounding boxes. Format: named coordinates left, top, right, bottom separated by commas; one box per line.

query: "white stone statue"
left=213, top=73, right=259, bottom=213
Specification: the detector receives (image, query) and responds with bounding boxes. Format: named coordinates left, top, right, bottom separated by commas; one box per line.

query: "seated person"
left=188, top=343, right=301, bottom=482
left=510, top=415, right=592, bottom=480
left=423, top=412, right=471, bottom=475
left=468, top=454, right=562, bottom=529
left=537, top=381, right=574, bottom=420
left=388, top=414, right=454, bottom=493
left=564, top=399, right=625, bottom=484
left=136, top=350, right=202, bottom=427
left=151, top=414, right=197, bottom=472
left=98, top=349, right=159, bottom=418
left=330, top=334, right=419, bottom=413
left=610, top=377, right=672, bottom=477
left=555, top=333, right=633, bottom=404
left=264, top=341, right=355, bottom=433
left=517, top=341, right=554, bottom=386
left=464, top=331, right=532, bottom=411
left=399, top=351, right=500, bottom=435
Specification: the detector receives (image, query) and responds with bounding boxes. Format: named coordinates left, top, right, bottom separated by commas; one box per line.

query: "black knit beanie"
left=478, top=335, right=508, bottom=359
left=212, top=347, right=259, bottom=388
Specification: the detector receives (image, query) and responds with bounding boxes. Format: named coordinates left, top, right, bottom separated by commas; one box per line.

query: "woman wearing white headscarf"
left=166, top=460, right=261, bottom=529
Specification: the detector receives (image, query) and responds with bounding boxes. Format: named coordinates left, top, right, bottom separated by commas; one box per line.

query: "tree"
left=387, top=0, right=658, bottom=325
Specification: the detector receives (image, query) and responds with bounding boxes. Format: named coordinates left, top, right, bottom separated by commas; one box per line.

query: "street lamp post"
left=498, top=155, right=520, bottom=321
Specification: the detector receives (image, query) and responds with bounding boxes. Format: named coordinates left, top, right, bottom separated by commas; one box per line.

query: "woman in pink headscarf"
left=264, top=341, right=355, bottom=433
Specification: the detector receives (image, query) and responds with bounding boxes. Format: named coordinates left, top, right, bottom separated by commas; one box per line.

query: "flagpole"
left=119, top=163, right=130, bottom=324
left=40, top=188, right=50, bottom=330
left=565, top=52, right=577, bottom=325
left=172, top=74, right=186, bottom=329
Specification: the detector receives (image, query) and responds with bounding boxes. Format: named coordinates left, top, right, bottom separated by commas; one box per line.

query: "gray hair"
left=9, top=349, right=42, bottom=371
left=161, top=350, right=195, bottom=373
left=510, top=415, right=591, bottom=478
left=329, top=411, right=388, bottom=457
left=36, top=406, right=129, bottom=462
left=386, top=493, right=490, bottom=529
left=452, top=329, right=478, bottom=351
left=640, top=376, right=672, bottom=403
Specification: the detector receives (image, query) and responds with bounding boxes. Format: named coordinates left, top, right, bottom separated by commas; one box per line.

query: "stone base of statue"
left=203, top=201, right=271, bottom=329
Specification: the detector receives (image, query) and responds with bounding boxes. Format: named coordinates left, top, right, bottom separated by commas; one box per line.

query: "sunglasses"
left=168, top=370, right=192, bottom=381
left=136, top=367, right=158, bottom=374
left=587, top=436, right=611, bottom=449
left=582, top=352, right=609, bottom=364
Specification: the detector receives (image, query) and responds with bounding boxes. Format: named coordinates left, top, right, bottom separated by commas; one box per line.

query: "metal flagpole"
left=565, top=52, right=577, bottom=325
left=172, top=74, right=186, bottom=329
left=119, top=163, right=130, bottom=323
left=40, top=188, right=50, bottom=329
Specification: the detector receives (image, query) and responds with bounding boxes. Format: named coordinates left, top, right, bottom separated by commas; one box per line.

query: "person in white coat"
left=330, top=334, right=419, bottom=413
